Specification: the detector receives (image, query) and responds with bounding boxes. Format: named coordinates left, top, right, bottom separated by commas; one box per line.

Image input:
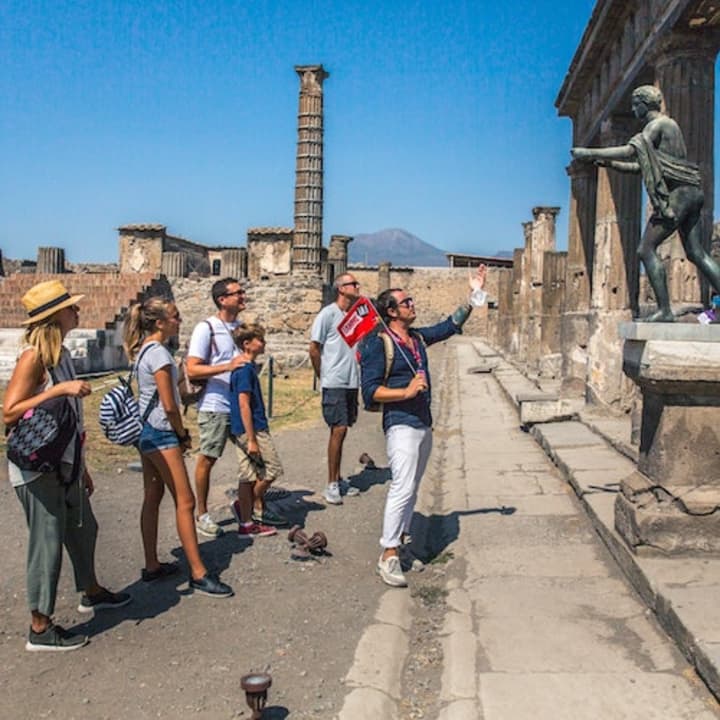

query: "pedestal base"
left=615, top=471, right=720, bottom=555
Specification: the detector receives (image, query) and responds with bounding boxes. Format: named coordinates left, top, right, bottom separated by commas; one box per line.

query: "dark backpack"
left=177, top=320, right=217, bottom=413
left=6, top=367, right=79, bottom=475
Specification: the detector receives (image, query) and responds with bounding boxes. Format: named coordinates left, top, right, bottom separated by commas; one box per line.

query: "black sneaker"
left=26, top=623, right=88, bottom=652
left=78, top=588, right=132, bottom=614
left=252, top=508, right=289, bottom=527
left=189, top=573, right=234, bottom=598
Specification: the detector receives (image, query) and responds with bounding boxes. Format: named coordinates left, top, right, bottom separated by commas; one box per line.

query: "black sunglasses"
left=223, top=290, right=245, bottom=297
left=397, top=297, right=414, bottom=307
left=341, top=281, right=360, bottom=288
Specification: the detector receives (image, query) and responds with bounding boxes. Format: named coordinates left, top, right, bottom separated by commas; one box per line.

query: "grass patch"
left=411, top=584, right=449, bottom=607
left=428, top=550, right=455, bottom=565
left=1, top=366, right=320, bottom=473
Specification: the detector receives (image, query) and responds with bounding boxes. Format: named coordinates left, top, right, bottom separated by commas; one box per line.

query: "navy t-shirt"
left=229, top=363, right=269, bottom=436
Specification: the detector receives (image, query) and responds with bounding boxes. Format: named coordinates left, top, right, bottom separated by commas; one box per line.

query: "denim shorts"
left=138, top=423, right=179, bottom=454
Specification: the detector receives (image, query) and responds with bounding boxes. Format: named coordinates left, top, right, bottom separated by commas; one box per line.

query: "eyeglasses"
left=397, top=297, right=414, bottom=308
left=223, top=290, right=245, bottom=297
left=341, top=281, right=360, bottom=288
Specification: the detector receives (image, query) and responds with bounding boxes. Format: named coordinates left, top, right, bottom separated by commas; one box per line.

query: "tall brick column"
left=653, top=31, right=720, bottom=304
left=292, top=64, right=329, bottom=276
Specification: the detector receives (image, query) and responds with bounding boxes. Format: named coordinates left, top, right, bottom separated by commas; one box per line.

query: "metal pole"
left=267, top=355, right=274, bottom=418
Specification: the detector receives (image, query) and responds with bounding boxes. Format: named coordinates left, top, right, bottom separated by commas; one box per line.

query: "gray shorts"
left=322, top=388, right=358, bottom=428
left=198, top=411, right=232, bottom=459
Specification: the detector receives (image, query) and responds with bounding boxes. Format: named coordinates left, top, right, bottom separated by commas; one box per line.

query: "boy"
left=229, top=323, right=288, bottom=537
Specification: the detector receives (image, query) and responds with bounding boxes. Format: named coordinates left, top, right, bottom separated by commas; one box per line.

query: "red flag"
left=337, top=297, right=380, bottom=347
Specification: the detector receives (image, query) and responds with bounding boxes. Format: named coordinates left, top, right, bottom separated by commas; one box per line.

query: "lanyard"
left=387, top=329, right=423, bottom=370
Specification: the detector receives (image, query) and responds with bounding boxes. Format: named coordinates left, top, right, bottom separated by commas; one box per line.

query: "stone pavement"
left=339, top=336, right=720, bottom=719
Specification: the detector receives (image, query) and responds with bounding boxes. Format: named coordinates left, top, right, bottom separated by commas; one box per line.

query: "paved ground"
left=2, top=336, right=720, bottom=719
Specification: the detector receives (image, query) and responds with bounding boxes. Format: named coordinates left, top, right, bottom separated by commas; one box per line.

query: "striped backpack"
left=99, top=343, right=158, bottom=446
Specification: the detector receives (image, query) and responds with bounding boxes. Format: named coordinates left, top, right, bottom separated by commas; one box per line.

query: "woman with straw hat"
left=3, top=279, right=131, bottom=652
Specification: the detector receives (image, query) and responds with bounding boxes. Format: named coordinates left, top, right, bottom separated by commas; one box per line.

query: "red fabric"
left=337, top=297, right=380, bottom=347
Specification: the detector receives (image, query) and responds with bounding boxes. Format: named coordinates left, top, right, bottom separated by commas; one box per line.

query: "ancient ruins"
left=1, top=0, right=719, bottom=551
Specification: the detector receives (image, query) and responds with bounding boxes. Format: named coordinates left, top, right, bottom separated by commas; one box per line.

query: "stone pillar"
left=221, top=248, right=247, bottom=280
left=653, top=31, right=720, bottom=305
left=585, top=117, right=641, bottom=411
left=37, top=247, right=65, bottom=274
left=328, top=234, right=353, bottom=280
left=0, top=249, right=5, bottom=277
left=615, top=323, right=720, bottom=554
left=561, top=161, right=596, bottom=398
left=526, top=207, right=560, bottom=369
left=497, top=267, right=514, bottom=355
left=378, top=262, right=391, bottom=293
left=539, top=250, right=567, bottom=378
left=161, top=252, right=187, bottom=278
left=292, top=64, right=329, bottom=276
left=511, top=246, right=526, bottom=358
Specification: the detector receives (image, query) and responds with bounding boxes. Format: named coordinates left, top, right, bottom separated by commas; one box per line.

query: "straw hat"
left=21, top=279, right=85, bottom=325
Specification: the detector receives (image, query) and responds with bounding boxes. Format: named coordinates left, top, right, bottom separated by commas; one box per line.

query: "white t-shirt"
left=187, top=316, right=239, bottom=413
left=136, top=342, right=181, bottom=431
left=310, top=303, right=359, bottom=389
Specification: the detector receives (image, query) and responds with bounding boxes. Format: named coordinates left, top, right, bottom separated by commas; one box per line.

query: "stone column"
left=540, top=250, right=567, bottom=378
left=378, top=262, right=391, bottom=293
left=527, top=207, right=559, bottom=369
left=561, top=160, right=596, bottom=397
left=653, top=31, right=720, bottom=304
left=221, top=248, right=247, bottom=279
left=511, top=246, right=526, bottom=358
left=328, top=234, right=353, bottom=279
left=161, top=252, right=187, bottom=278
left=37, top=247, right=65, bottom=274
left=586, top=117, right=641, bottom=411
left=0, top=248, right=5, bottom=277
left=292, top=64, right=329, bottom=276
left=497, top=267, right=514, bottom=355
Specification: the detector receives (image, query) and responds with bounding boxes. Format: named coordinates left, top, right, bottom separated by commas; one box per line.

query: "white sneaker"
left=196, top=513, right=223, bottom=537
left=376, top=554, right=408, bottom=587
left=323, top=482, right=343, bottom=505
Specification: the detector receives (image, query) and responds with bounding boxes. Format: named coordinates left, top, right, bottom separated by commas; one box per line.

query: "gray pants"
left=15, top=464, right=98, bottom=617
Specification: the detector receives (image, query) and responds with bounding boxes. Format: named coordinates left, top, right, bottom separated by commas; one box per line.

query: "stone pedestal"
left=615, top=322, right=720, bottom=554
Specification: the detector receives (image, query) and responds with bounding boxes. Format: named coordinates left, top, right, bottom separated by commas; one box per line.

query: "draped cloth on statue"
left=628, top=132, right=701, bottom=222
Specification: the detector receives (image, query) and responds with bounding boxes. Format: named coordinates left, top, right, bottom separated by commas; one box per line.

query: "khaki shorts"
left=198, top=411, right=232, bottom=459
left=234, top=430, right=283, bottom=484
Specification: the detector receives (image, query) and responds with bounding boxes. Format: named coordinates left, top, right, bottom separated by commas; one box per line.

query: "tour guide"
left=359, top=266, right=487, bottom=587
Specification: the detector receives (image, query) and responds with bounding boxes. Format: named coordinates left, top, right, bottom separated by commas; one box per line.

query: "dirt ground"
left=0, top=397, right=405, bottom=719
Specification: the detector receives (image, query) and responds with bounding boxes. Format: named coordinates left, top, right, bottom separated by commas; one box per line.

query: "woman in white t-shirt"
left=124, top=297, right=233, bottom=599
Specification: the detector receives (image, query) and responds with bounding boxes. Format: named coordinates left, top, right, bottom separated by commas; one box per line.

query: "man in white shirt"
left=309, top=273, right=362, bottom=505
left=187, top=278, right=246, bottom=536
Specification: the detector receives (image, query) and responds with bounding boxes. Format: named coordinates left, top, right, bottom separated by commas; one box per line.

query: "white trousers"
left=381, top=424, right=433, bottom=549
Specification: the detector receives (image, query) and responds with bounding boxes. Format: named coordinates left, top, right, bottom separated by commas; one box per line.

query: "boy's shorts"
left=198, top=411, right=232, bottom=459
left=234, top=430, right=283, bottom=484
left=321, top=388, right=358, bottom=428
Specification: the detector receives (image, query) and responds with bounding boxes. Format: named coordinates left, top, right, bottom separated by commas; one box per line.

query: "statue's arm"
left=603, top=160, right=640, bottom=174
left=571, top=144, right=635, bottom=161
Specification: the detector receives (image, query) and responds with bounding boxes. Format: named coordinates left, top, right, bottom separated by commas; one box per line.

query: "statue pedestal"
left=615, top=323, right=720, bottom=554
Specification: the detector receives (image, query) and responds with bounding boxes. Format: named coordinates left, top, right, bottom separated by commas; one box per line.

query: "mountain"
left=348, top=228, right=448, bottom=267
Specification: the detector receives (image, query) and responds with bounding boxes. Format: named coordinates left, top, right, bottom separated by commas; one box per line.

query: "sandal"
left=141, top=562, right=180, bottom=583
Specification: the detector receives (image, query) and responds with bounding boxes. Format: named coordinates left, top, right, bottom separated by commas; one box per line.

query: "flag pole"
left=364, top=297, right=419, bottom=374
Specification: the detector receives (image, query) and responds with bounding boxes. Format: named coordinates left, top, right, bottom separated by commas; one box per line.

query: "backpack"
left=6, top=366, right=79, bottom=474
left=177, top=320, right=217, bottom=413
left=99, top=343, right=158, bottom=446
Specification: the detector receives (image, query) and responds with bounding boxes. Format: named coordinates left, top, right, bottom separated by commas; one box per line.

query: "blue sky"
left=2, top=1, right=604, bottom=263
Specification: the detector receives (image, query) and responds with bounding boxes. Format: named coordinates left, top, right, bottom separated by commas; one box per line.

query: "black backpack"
left=6, top=367, right=80, bottom=476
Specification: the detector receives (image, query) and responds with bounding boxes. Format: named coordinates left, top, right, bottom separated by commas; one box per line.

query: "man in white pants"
left=359, top=267, right=486, bottom=587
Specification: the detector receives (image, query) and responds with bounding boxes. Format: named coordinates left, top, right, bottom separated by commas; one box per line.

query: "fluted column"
left=221, top=248, right=247, bottom=279
left=653, top=31, right=720, bottom=304
left=292, top=65, right=329, bottom=276
left=328, top=234, right=353, bottom=278
left=37, top=247, right=65, bottom=274
left=161, top=252, right=187, bottom=278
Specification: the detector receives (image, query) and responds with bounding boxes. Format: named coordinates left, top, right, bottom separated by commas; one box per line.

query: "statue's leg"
left=680, top=219, right=720, bottom=296
left=638, top=219, right=674, bottom=321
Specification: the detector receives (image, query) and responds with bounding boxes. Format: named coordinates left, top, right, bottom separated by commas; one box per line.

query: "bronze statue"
left=572, top=85, right=720, bottom=322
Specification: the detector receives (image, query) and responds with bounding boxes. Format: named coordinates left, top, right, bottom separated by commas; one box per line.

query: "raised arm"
left=571, top=144, right=636, bottom=162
